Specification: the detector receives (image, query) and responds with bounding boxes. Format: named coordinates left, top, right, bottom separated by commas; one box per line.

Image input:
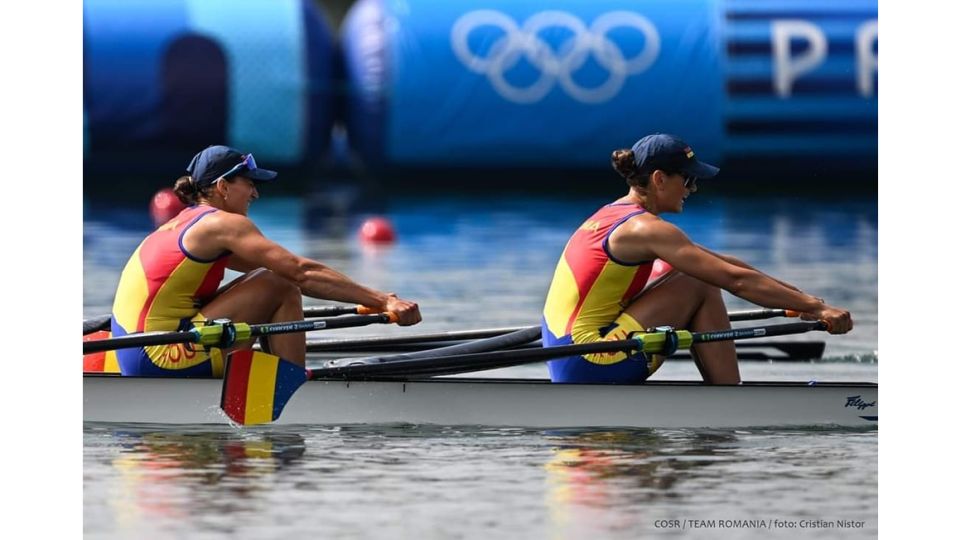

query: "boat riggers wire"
left=82, top=313, right=399, bottom=354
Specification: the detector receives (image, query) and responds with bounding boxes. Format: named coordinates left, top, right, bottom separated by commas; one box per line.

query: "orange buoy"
left=358, top=217, right=396, bottom=244
left=150, top=188, right=187, bottom=227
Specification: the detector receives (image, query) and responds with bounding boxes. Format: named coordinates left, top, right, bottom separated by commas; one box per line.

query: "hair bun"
left=611, top=149, right=636, bottom=179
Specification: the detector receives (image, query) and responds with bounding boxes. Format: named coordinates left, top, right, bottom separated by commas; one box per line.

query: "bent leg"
left=621, top=272, right=740, bottom=384
left=199, top=268, right=306, bottom=365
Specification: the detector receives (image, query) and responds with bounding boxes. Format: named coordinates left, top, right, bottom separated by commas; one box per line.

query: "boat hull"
left=83, top=374, right=878, bottom=428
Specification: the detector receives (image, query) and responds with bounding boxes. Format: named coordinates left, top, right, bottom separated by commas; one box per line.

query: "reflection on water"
left=84, top=424, right=876, bottom=539
left=543, top=429, right=731, bottom=534
left=85, top=424, right=306, bottom=534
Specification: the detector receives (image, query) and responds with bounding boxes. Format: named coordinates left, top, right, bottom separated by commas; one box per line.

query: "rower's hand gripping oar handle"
left=201, top=312, right=398, bottom=348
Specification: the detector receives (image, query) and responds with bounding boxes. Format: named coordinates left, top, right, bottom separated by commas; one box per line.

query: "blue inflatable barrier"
left=83, top=0, right=335, bottom=168
left=342, top=0, right=877, bottom=171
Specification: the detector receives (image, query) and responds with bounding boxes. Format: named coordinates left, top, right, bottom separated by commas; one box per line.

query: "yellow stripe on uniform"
left=245, top=354, right=280, bottom=424
left=112, top=245, right=149, bottom=331
left=570, top=261, right=640, bottom=345
left=542, top=256, right=580, bottom=337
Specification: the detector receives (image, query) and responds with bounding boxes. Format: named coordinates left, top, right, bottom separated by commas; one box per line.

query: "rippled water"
left=83, top=193, right=877, bottom=538
left=83, top=424, right=877, bottom=539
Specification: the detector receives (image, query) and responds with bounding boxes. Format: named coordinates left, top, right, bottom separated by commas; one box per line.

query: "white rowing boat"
left=83, top=374, right=878, bottom=428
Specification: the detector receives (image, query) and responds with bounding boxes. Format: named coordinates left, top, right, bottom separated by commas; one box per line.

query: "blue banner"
left=344, top=0, right=877, bottom=169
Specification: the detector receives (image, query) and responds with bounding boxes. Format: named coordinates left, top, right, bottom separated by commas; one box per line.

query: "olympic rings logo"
left=451, top=10, right=661, bottom=104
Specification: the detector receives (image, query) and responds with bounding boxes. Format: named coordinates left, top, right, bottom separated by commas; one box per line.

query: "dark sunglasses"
left=220, top=154, right=258, bottom=180
left=682, top=174, right=698, bottom=189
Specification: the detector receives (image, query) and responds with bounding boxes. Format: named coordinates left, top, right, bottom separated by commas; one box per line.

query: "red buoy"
left=150, top=188, right=187, bottom=227
left=358, top=217, right=396, bottom=244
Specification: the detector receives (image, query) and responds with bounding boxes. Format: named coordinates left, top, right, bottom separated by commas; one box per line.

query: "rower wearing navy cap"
left=110, top=145, right=421, bottom=377
left=541, top=134, right=852, bottom=384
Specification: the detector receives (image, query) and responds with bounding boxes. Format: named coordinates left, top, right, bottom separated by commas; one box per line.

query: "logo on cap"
left=684, top=147, right=694, bottom=159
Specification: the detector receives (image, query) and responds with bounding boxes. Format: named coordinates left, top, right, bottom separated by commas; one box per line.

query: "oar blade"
left=221, top=351, right=307, bottom=425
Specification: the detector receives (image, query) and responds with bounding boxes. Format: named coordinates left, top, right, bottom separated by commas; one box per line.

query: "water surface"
left=84, top=194, right=877, bottom=538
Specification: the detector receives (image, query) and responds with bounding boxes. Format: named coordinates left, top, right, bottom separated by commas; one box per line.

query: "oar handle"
left=304, top=305, right=380, bottom=317
left=693, top=321, right=827, bottom=344
left=727, top=309, right=799, bottom=321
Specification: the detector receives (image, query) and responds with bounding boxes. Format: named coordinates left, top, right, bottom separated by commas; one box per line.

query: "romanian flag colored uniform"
left=111, top=205, right=230, bottom=377
left=541, top=203, right=665, bottom=383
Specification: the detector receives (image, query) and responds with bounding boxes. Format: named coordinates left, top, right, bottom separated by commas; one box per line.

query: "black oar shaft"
left=85, top=307, right=798, bottom=337
left=310, top=338, right=644, bottom=379
left=301, top=326, right=535, bottom=352
left=251, top=313, right=394, bottom=336
left=83, top=315, right=112, bottom=335
left=310, top=321, right=829, bottom=379
left=83, top=313, right=396, bottom=354
left=694, top=321, right=826, bottom=343
left=307, top=339, right=826, bottom=360
left=82, top=305, right=373, bottom=336
left=298, top=310, right=798, bottom=352
left=83, top=331, right=198, bottom=354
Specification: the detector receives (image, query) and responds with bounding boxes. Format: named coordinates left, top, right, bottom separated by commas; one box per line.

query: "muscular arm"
left=697, top=245, right=802, bottom=293
left=612, top=219, right=822, bottom=313
left=213, top=214, right=392, bottom=309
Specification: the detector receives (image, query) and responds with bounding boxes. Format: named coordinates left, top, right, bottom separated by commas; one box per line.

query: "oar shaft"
left=82, top=305, right=379, bottom=336
left=301, top=326, right=535, bottom=352
left=310, top=337, right=644, bottom=379
left=310, top=321, right=829, bottom=379
left=83, top=313, right=397, bottom=354
left=83, top=330, right=199, bottom=354
left=298, top=309, right=795, bottom=352
left=693, top=321, right=826, bottom=344
left=306, top=339, right=826, bottom=360
left=251, top=313, right=397, bottom=337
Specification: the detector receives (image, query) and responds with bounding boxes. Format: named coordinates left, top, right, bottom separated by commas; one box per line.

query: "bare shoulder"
left=608, top=213, right=674, bottom=262
left=201, top=210, right=258, bottom=234
left=617, top=213, right=681, bottom=241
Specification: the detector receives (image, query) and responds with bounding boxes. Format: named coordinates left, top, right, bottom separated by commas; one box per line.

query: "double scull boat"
left=82, top=312, right=877, bottom=428
left=83, top=373, right=877, bottom=428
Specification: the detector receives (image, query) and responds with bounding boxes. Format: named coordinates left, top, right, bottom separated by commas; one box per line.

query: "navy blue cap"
left=186, top=145, right=278, bottom=187
left=630, top=134, right=719, bottom=179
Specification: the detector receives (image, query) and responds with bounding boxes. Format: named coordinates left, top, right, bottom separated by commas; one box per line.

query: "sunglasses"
left=682, top=174, right=697, bottom=189
left=220, top=154, right=258, bottom=180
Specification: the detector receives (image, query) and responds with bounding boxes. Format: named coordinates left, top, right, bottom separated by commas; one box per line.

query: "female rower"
left=540, top=134, right=852, bottom=384
left=110, top=145, right=421, bottom=377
